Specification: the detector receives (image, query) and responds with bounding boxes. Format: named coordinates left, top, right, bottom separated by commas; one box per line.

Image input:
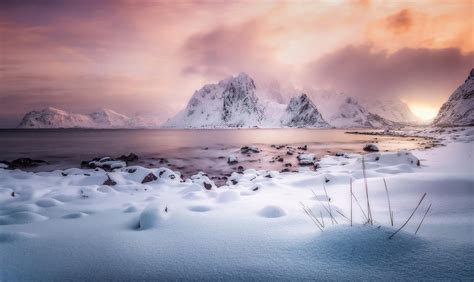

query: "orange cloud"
left=385, top=9, right=413, bottom=34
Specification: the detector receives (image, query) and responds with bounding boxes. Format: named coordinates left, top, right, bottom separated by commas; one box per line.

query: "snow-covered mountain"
left=280, top=94, right=329, bottom=127
left=433, top=69, right=474, bottom=127
left=309, top=91, right=395, bottom=128
left=164, top=73, right=266, bottom=128
left=17, top=107, right=143, bottom=129
left=361, top=98, right=420, bottom=124
left=165, top=73, right=398, bottom=129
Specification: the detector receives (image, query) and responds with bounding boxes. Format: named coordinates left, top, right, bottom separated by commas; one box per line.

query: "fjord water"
left=0, top=129, right=426, bottom=179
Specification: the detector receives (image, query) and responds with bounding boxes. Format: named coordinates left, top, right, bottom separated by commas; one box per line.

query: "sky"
left=0, top=0, right=473, bottom=127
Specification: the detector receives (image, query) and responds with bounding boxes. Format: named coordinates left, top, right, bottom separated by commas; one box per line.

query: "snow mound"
left=0, top=231, right=36, bottom=243
left=258, top=205, right=287, bottom=218
left=138, top=203, right=168, bottom=230
left=216, top=190, right=241, bottom=203
left=62, top=212, right=89, bottom=219
left=0, top=211, right=48, bottom=225
left=35, top=198, right=63, bottom=208
left=188, top=205, right=213, bottom=212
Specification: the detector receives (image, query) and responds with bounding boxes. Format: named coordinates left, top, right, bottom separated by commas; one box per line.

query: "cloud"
left=385, top=9, right=412, bottom=33
left=305, top=45, right=474, bottom=107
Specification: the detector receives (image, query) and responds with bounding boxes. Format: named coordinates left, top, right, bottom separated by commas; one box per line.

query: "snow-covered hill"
left=433, top=69, right=474, bottom=127
left=17, top=107, right=139, bottom=129
left=280, top=94, right=329, bottom=128
left=309, top=91, right=395, bottom=128
left=361, top=98, right=420, bottom=124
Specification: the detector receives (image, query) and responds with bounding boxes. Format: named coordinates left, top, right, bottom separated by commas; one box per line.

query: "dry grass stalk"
left=415, top=203, right=431, bottom=235
left=312, top=189, right=338, bottom=224
left=300, top=202, right=324, bottom=231
left=322, top=184, right=337, bottom=225
left=389, top=193, right=426, bottom=239
left=383, top=178, right=394, bottom=226
left=350, top=178, right=353, bottom=226
left=362, top=157, right=373, bottom=225
left=351, top=191, right=369, bottom=223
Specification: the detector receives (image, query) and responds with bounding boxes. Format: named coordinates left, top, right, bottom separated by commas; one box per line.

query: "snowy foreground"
left=1, top=130, right=473, bottom=280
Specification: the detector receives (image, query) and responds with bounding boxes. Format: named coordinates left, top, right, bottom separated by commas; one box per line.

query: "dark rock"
left=8, top=158, right=48, bottom=169
left=325, top=177, right=330, bottom=183
left=237, top=165, right=244, bottom=171
left=335, top=152, right=345, bottom=157
left=169, top=175, right=176, bottom=180
left=61, top=172, right=68, bottom=176
left=231, top=179, right=238, bottom=185
left=203, top=182, right=212, bottom=190
left=363, top=144, right=379, bottom=152
left=126, top=168, right=137, bottom=173
left=103, top=175, right=117, bottom=186
left=252, top=186, right=259, bottom=191
left=11, top=191, right=15, bottom=197
left=298, top=145, right=308, bottom=151
left=117, top=153, right=138, bottom=163
left=280, top=168, right=290, bottom=173
left=286, top=150, right=294, bottom=155
left=284, top=163, right=292, bottom=167
left=142, top=173, right=158, bottom=184
left=240, top=146, right=260, bottom=154
left=265, top=174, right=272, bottom=178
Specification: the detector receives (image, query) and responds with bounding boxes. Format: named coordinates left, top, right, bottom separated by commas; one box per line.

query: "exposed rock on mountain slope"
left=17, top=107, right=134, bottom=128
left=433, top=69, right=474, bottom=127
left=280, top=94, right=329, bottom=127
left=164, top=73, right=266, bottom=128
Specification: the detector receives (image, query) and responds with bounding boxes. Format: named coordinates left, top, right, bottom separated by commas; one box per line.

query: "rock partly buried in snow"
left=103, top=175, right=117, bottom=186
left=117, top=153, right=139, bottom=163
left=363, top=144, right=379, bottom=152
left=280, top=94, right=329, bottom=128
left=1, top=158, right=48, bottom=169
left=81, top=157, right=126, bottom=171
left=240, top=146, right=260, bottom=154
left=297, top=154, right=316, bottom=165
left=258, top=205, right=287, bottom=218
left=227, top=154, right=238, bottom=164
left=138, top=203, right=168, bottom=230
left=190, top=172, right=216, bottom=190
left=433, top=68, right=474, bottom=127
left=141, top=173, right=158, bottom=184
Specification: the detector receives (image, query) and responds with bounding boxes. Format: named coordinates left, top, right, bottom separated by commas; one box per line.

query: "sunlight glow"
left=408, top=103, right=439, bottom=121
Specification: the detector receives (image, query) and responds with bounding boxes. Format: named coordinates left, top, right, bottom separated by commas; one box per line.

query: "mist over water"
left=0, top=129, right=428, bottom=182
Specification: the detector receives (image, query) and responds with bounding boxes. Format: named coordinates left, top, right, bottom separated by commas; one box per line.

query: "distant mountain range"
left=163, top=73, right=397, bottom=128
left=18, top=70, right=472, bottom=129
left=433, top=68, right=474, bottom=127
left=17, top=107, right=159, bottom=129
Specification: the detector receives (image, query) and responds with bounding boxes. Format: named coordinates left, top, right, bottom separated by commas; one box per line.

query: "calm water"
left=0, top=129, right=429, bottom=182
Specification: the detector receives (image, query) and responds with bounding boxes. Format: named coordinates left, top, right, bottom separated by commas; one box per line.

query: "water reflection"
left=0, top=129, right=429, bottom=183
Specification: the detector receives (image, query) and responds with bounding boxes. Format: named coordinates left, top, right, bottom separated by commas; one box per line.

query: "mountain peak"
left=433, top=68, right=474, bottom=126
left=280, top=93, right=329, bottom=128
